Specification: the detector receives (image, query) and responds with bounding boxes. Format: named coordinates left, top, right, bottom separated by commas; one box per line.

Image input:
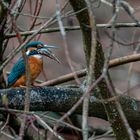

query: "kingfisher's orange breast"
left=13, top=57, right=43, bottom=87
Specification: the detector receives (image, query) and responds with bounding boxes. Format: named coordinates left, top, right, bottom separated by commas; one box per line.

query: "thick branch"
left=0, top=87, right=139, bottom=130
left=69, top=0, right=134, bottom=139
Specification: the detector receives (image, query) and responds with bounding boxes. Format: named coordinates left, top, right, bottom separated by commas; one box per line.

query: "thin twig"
left=55, top=0, right=81, bottom=85
left=127, top=43, right=140, bottom=95
left=34, top=114, right=64, bottom=140
left=82, top=0, right=98, bottom=139
left=102, top=0, right=135, bottom=139
left=89, top=129, right=114, bottom=140
left=0, top=13, right=57, bottom=72
left=52, top=75, right=104, bottom=138
left=9, top=13, right=31, bottom=140
left=0, top=107, right=82, bottom=133
left=36, top=53, right=140, bottom=86
left=5, top=22, right=140, bottom=39
left=1, top=130, right=16, bottom=140
left=29, top=0, right=43, bottom=30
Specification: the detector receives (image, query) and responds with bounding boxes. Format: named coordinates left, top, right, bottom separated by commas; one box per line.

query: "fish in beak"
left=37, top=47, right=60, bottom=63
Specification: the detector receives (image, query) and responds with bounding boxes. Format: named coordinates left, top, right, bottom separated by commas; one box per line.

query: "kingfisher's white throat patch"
left=26, top=50, right=42, bottom=59
left=33, top=55, right=42, bottom=59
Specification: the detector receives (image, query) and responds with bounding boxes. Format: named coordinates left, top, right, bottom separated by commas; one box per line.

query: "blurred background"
left=5, top=0, right=140, bottom=98
left=3, top=0, right=140, bottom=139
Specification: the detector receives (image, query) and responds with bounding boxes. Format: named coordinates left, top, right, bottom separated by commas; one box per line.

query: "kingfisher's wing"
left=7, top=58, right=25, bottom=87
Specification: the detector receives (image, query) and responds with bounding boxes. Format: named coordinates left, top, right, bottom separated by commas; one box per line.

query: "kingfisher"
left=7, top=41, right=60, bottom=87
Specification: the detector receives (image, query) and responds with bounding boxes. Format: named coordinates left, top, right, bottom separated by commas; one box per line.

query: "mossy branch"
left=0, top=87, right=139, bottom=130
left=69, top=0, right=134, bottom=139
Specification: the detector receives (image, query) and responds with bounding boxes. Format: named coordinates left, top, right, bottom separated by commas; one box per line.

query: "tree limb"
left=5, top=22, right=140, bottom=39
left=0, top=87, right=139, bottom=130
left=38, top=53, right=140, bottom=86
left=69, top=0, right=135, bottom=139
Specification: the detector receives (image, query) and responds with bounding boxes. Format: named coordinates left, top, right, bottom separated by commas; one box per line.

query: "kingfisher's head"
left=25, top=41, right=60, bottom=63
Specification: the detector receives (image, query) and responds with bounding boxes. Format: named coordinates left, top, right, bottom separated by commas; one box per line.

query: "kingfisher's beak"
left=37, top=47, right=60, bottom=63
left=44, top=44, right=58, bottom=49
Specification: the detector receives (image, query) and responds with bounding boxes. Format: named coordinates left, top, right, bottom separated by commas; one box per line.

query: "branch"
left=40, top=53, right=140, bottom=86
left=0, top=87, right=139, bottom=130
left=5, top=22, right=140, bottom=39
left=69, top=0, right=135, bottom=139
left=0, top=12, right=57, bottom=73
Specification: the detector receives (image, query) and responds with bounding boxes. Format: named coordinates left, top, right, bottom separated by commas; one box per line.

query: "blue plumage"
left=25, top=42, right=43, bottom=50
left=7, top=43, right=42, bottom=87
left=7, top=58, right=25, bottom=87
left=7, top=49, right=42, bottom=87
left=7, top=41, right=59, bottom=87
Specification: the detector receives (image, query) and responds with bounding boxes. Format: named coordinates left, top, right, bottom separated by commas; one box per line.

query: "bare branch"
left=0, top=87, right=139, bottom=130
left=5, top=22, right=140, bottom=39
